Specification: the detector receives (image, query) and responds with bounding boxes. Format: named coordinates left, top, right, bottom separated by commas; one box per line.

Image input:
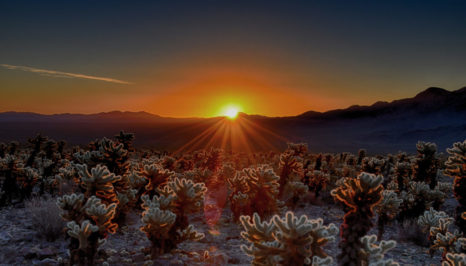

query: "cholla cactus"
left=286, top=142, right=308, bottom=157
left=57, top=193, right=86, bottom=222
left=140, top=177, right=206, bottom=256
left=281, top=180, right=309, bottom=209
left=183, top=167, right=211, bottom=184
left=414, top=141, right=439, bottom=189
left=278, top=151, right=303, bottom=196
left=199, top=148, right=223, bottom=172
left=167, top=177, right=207, bottom=215
left=109, top=169, right=139, bottom=223
left=116, top=188, right=137, bottom=214
left=442, top=253, right=466, bottom=266
left=128, top=170, right=147, bottom=190
left=357, top=149, right=366, bottom=166
left=306, top=170, right=329, bottom=199
left=229, top=165, right=282, bottom=220
left=445, top=140, right=466, bottom=234
left=142, top=163, right=175, bottom=197
left=73, top=150, right=104, bottom=168
left=430, top=217, right=466, bottom=260
left=395, top=161, right=412, bottom=192
left=331, top=172, right=383, bottom=265
left=58, top=193, right=118, bottom=265
left=377, top=190, right=403, bottom=239
left=140, top=202, right=176, bottom=255
left=418, top=208, right=450, bottom=232
left=0, top=154, right=21, bottom=206
left=66, top=220, right=101, bottom=263
left=219, top=162, right=236, bottom=181
left=398, top=181, right=446, bottom=222
left=114, top=130, right=135, bottom=151
left=84, top=196, right=118, bottom=235
left=58, top=164, right=121, bottom=265
left=240, top=211, right=338, bottom=265
left=99, top=137, right=130, bottom=176
left=26, top=133, right=47, bottom=167
left=16, top=166, right=40, bottom=200
left=76, top=164, right=120, bottom=204
left=362, top=157, right=385, bottom=175
left=437, top=182, right=453, bottom=194
left=359, top=235, right=399, bottom=265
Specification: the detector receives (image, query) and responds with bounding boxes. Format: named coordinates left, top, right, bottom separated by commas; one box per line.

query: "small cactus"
left=240, top=211, right=338, bottom=265
left=76, top=164, right=120, bottom=204
left=430, top=217, right=466, bottom=260
left=359, top=234, right=399, bottom=265
left=141, top=163, right=175, bottom=197
left=377, top=190, right=403, bottom=240
left=442, top=253, right=466, bottom=266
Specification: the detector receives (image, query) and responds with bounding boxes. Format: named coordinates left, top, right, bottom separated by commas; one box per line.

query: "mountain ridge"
left=0, top=86, right=464, bottom=153
left=1, top=87, right=465, bottom=121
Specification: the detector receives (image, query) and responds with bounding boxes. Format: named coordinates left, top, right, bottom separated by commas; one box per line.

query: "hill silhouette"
left=0, top=87, right=465, bottom=153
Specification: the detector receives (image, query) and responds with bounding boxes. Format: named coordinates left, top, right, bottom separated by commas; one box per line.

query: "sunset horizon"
left=1, top=85, right=464, bottom=118
left=2, top=1, right=466, bottom=117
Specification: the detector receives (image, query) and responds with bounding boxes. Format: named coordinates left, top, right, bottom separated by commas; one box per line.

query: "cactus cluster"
left=359, top=234, right=398, bottom=265
left=228, top=165, right=283, bottom=220
left=240, top=211, right=338, bottom=265
left=1, top=133, right=465, bottom=265
left=430, top=217, right=466, bottom=260
left=445, top=140, right=466, bottom=235
left=376, top=190, right=403, bottom=239
left=140, top=177, right=206, bottom=256
left=57, top=164, right=120, bottom=265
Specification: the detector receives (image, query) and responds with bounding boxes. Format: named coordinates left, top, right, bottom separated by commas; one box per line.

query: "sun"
left=224, top=107, right=239, bottom=119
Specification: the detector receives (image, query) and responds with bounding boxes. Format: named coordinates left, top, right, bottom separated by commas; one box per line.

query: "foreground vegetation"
left=0, top=133, right=465, bottom=265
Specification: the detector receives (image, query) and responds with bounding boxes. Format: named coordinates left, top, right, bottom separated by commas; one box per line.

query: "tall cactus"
left=414, top=141, right=439, bottom=189
left=376, top=190, right=403, bottom=240
left=445, top=140, right=466, bottom=235
left=332, top=172, right=383, bottom=265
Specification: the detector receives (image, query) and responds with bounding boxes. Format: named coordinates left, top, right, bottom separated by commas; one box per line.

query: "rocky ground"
left=0, top=176, right=456, bottom=265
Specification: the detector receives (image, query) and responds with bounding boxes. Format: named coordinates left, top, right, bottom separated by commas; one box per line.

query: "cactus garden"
left=0, top=135, right=465, bottom=265
left=2, top=1, right=466, bottom=265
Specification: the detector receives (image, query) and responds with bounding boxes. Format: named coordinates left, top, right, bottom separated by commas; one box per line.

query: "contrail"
left=0, top=64, right=131, bottom=84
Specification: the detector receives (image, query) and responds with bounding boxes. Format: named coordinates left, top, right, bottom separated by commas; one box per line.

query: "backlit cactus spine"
left=240, top=211, right=338, bottom=265
left=331, top=172, right=383, bottom=265
left=57, top=164, right=120, bottom=265
left=445, top=140, right=466, bottom=235
left=140, top=177, right=206, bottom=257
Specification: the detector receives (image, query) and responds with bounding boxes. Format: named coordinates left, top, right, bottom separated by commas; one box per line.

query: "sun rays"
left=174, top=114, right=288, bottom=157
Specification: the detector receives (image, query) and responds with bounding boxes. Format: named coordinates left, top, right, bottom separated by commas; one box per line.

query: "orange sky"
left=0, top=62, right=459, bottom=118
left=2, top=1, right=465, bottom=117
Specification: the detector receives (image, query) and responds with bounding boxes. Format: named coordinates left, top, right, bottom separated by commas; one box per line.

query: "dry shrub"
left=397, top=219, right=430, bottom=247
left=25, top=196, right=64, bottom=241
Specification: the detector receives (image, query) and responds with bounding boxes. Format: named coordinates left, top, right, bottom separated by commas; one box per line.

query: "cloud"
left=0, top=64, right=131, bottom=84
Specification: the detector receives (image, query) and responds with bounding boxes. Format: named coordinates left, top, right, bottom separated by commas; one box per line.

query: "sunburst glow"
left=224, top=106, right=239, bottom=119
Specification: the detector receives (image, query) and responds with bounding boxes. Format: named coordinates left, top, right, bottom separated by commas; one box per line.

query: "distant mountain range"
left=0, top=87, right=465, bottom=153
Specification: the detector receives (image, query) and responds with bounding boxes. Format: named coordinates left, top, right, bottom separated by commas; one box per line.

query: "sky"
left=1, top=0, right=465, bottom=117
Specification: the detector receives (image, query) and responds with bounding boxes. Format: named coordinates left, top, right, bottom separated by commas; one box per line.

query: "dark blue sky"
left=1, top=0, right=465, bottom=116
